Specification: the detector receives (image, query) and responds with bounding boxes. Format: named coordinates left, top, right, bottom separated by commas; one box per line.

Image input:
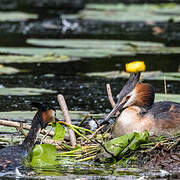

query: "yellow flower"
left=125, top=61, right=146, bottom=73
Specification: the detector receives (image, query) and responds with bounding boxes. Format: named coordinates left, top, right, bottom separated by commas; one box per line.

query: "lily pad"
left=0, top=110, right=104, bottom=121
left=86, top=71, right=180, bottom=81
left=27, top=39, right=163, bottom=49
left=0, top=39, right=180, bottom=58
left=29, top=144, right=59, bottom=167
left=0, top=12, right=38, bottom=21
left=155, top=93, right=180, bottom=103
left=104, top=131, right=149, bottom=157
left=0, top=46, right=134, bottom=57
left=65, top=3, right=180, bottom=22
left=26, top=39, right=180, bottom=56
left=0, top=87, right=56, bottom=96
left=0, top=55, right=73, bottom=63
left=0, top=65, right=19, bottom=74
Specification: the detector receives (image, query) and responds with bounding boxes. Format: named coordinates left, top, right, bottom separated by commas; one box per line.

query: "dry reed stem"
left=0, top=119, right=54, bottom=136
left=106, top=84, right=120, bottom=116
left=106, top=84, right=116, bottom=108
left=57, top=94, right=77, bottom=147
left=89, top=125, right=105, bottom=139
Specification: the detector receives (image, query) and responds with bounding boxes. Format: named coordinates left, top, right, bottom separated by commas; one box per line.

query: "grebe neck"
left=21, top=112, right=41, bottom=150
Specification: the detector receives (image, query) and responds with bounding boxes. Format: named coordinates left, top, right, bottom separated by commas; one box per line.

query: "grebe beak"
left=104, top=72, right=141, bottom=122
left=105, top=99, right=126, bottom=121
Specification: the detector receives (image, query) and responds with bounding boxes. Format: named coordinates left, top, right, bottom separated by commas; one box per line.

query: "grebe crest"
left=121, top=83, right=155, bottom=109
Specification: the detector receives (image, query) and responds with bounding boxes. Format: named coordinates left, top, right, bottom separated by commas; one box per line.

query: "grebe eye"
left=126, top=96, right=130, bottom=100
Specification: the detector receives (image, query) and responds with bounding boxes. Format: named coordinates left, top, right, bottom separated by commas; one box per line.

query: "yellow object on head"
left=126, top=61, right=146, bottom=73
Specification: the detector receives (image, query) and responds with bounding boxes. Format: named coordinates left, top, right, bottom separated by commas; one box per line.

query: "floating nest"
left=137, top=135, right=180, bottom=170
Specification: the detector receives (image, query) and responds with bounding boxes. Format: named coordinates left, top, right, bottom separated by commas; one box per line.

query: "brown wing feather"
left=149, top=101, right=180, bottom=129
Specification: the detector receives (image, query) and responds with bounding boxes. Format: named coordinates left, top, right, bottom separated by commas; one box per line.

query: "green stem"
left=58, top=121, right=91, bottom=141
left=72, top=124, right=94, bottom=134
left=57, top=154, right=81, bottom=157
left=57, top=149, right=82, bottom=156
left=79, top=114, right=90, bottom=127
left=77, top=155, right=96, bottom=162
left=71, top=126, right=90, bottom=141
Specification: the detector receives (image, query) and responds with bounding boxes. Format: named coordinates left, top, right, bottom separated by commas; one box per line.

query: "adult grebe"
left=105, top=73, right=180, bottom=137
left=0, top=102, right=56, bottom=170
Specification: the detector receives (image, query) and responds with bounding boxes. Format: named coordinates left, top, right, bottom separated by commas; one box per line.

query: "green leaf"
left=104, top=131, right=149, bottom=157
left=119, top=131, right=149, bottom=157
left=53, top=123, right=65, bottom=140
left=29, top=144, right=59, bottom=167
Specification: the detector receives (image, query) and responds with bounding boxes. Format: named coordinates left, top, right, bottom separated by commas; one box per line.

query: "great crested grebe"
left=0, top=102, right=56, bottom=170
left=105, top=72, right=180, bottom=137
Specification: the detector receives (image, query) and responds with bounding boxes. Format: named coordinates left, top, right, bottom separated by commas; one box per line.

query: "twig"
left=106, top=84, right=116, bottom=108
left=89, top=125, right=105, bottom=139
left=16, top=122, right=26, bottom=137
left=168, top=137, right=180, bottom=151
left=106, top=84, right=120, bottom=116
left=164, top=76, right=167, bottom=95
left=0, top=119, right=54, bottom=136
left=57, top=94, right=77, bottom=147
left=40, top=127, right=53, bottom=143
left=79, top=114, right=91, bottom=127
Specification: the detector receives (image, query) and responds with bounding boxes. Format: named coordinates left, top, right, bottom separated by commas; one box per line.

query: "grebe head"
left=31, top=102, right=56, bottom=129
left=105, top=72, right=154, bottom=121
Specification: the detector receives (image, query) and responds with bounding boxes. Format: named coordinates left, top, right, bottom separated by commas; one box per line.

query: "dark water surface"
left=0, top=54, right=179, bottom=113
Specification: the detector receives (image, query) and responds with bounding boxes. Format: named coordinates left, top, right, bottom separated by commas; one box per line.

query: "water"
left=0, top=54, right=179, bottom=112
left=0, top=55, right=179, bottom=179
left=0, top=1, right=180, bottom=179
